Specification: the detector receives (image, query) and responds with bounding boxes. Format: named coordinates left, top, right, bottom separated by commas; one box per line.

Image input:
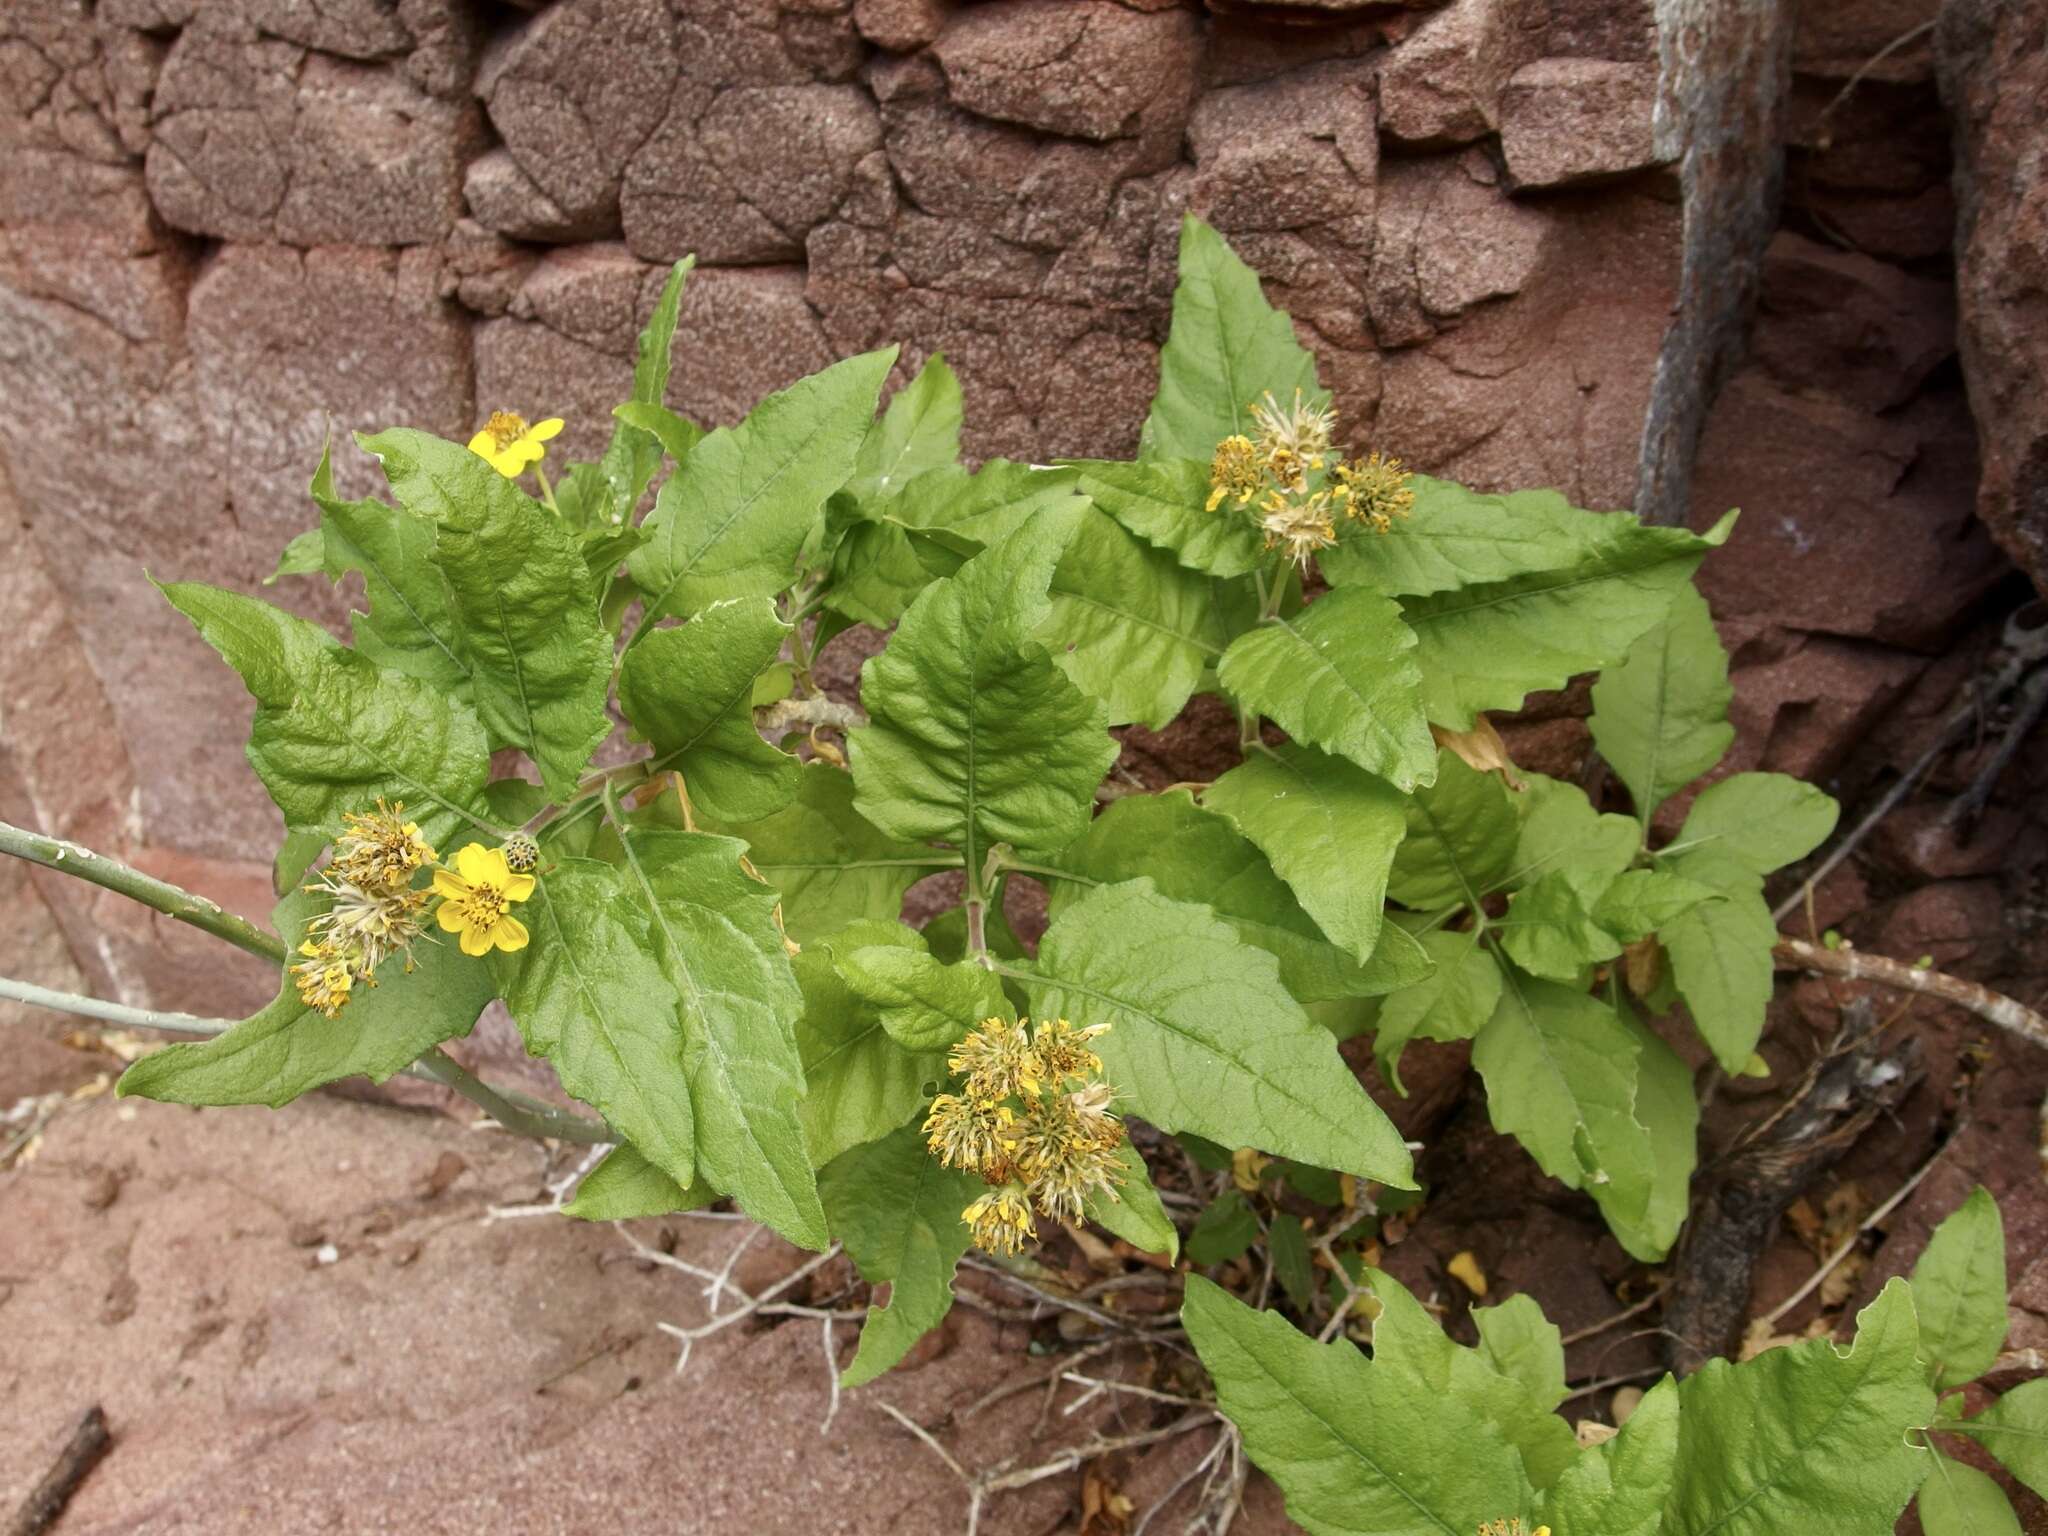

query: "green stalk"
left=0, top=976, right=612, bottom=1146
left=0, top=820, right=285, bottom=964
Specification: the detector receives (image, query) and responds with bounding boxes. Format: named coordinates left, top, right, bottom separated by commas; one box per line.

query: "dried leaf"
left=1430, top=715, right=1526, bottom=790
left=1448, top=1249, right=1489, bottom=1297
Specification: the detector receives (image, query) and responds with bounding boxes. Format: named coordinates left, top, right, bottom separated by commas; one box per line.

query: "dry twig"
left=1774, top=938, right=2048, bottom=1050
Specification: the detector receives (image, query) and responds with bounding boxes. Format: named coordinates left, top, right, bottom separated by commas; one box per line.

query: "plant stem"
left=0, top=820, right=286, bottom=965
left=532, top=462, right=562, bottom=518
left=406, top=1049, right=614, bottom=1145
left=0, top=975, right=232, bottom=1034
left=1, top=976, right=614, bottom=1145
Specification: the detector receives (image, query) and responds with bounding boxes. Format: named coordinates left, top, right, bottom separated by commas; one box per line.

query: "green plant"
left=1186, top=1183, right=2039, bottom=1536
left=6, top=215, right=2032, bottom=1530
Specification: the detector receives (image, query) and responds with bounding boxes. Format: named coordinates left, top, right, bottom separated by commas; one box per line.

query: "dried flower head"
left=1251, top=388, right=1336, bottom=469
left=293, top=940, right=355, bottom=1020
left=962, top=1186, right=1037, bottom=1257
left=1207, top=433, right=1263, bottom=511
left=947, top=1016, right=1040, bottom=1102
left=1476, top=1521, right=1549, bottom=1536
left=1333, top=452, right=1415, bottom=535
left=501, top=830, right=541, bottom=874
left=927, top=1017, right=1129, bottom=1254
left=331, top=799, right=436, bottom=893
left=1259, top=488, right=1338, bottom=571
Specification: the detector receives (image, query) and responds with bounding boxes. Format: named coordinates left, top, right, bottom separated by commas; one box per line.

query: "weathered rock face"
left=0, top=0, right=2029, bottom=1021
left=1939, top=0, right=2048, bottom=593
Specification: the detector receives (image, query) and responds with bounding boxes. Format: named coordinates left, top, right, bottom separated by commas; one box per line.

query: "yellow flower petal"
left=435, top=900, right=467, bottom=934
left=466, top=428, right=498, bottom=459
left=459, top=922, right=493, bottom=956
left=502, top=871, right=536, bottom=902
left=528, top=417, right=565, bottom=443
left=453, top=843, right=496, bottom=884
left=432, top=868, right=469, bottom=901
left=490, top=915, right=529, bottom=952
left=503, top=440, right=546, bottom=471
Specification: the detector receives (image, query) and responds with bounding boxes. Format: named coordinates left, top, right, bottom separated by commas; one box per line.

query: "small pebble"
left=314, top=1243, right=340, bottom=1266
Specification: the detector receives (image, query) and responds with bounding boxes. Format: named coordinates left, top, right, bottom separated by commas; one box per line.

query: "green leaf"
left=358, top=430, right=613, bottom=799
left=1400, top=512, right=1735, bottom=729
left=1677, top=772, right=1840, bottom=877
left=1917, top=1452, right=2024, bottom=1536
left=495, top=858, right=696, bottom=1189
left=1498, top=868, right=1622, bottom=982
left=616, top=596, right=799, bottom=824
left=1588, top=583, right=1734, bottom=822
left=159, top=581, right=491, bottom=853
left=629, top=347, right=897, bottom=623
left=613, top=400, right=703, bottom=468
left=1142, top=215, right=1324, bottom=463
left=837, top=945, right=1010, bottom=1051
left=1911, top=1187, right=2009, bottom=1392
left=613, top=827, right=825, bottom=1249
left=1042, top=791, right=1413, bottom=1002
left=707, top=764, right=948, bottom=944
left=892, top=458, right=1084, bottom=546
left=1961, top=1379, right=2048, bottom=1501
left=1508, top=773, right=1640, bottom=890
left=118, top=890, right=490, bottom=1108
left=1364, top=1266, right=1580, bottom=1490
left=1535, top=1377, right=1679, bottom=1536
left=1661, top=848, right=1778, bottom=1075
left=1474, top=1293, right=1568, bottom=1412
left=1319, top=476, right=1622, bottom=597
left=1592, top=869, right=1720, bottom=941
left=1183, top=1273, right=1536, bottom=1536
left=1473, top=965, right=1652, bottom=1222
left=1187, top=1189, right=1260, bottom=1264
left=847, top=352, right=962, bottom=503
left=563, top=1143, right=715, bottom=1220
left=1066, top=457, right=1268, bottom=579
left=1269, top=1214, right=1319, bottom=1313
left=268, top=525, right=326, bottom=582
left=1205, top=744, right=1408, bottom=966
left=1087, top=1142, right=1178, bottom=1260
left=1217, top=588, right=1436, bottom=792
left=1603, top=1001, right=1697, bottom=1262
left=305, top=445, right=469, bottom=693
left=596, top=255, right=695, bottom=521
left=1663, top=1279, right=1935, bottom=1534
left=795, top=922, right=944, bottom=1167
left=1022, top=879, right=1412, bottom=1184
left=851, top=504, right=1117, bottom=873
left=821, top=1122, right=982, bottom=1388
left=1387, top=749, right=1519, bottom=913
left=1040, top=504, right=1229, bottom=731
left=823, top=506, right=971, bottom=629
left=1373, top=930, right=1501, bottom=1093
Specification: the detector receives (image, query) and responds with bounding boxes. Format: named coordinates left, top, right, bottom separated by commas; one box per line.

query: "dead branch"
left=1774, top=937, right=2048, bottom=1050
left=7, top=1406, right=112, bottom=1536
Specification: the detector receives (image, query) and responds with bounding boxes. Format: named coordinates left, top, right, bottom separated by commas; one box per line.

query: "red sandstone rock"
left=1499, top=57, right=1663, bottom=189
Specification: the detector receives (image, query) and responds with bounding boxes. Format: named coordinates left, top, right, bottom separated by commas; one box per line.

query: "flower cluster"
left=924, top=1017, right=1128, bottom=1255
left=291, top=807, right=538, bottom=1020
left=293, top=801, right=436, bottom=1019
left=1206, top=389, right=1414, bottom=570
left=1476, top=1520, right=1549, bottom=1536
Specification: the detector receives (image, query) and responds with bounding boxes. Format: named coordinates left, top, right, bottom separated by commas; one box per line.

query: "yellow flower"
left=1477, top=1521, right=1548, bottom=1536
left=432, top=842, right=536, bottom=956
left=466, top=410, right=564, bottom=478
left=1260, top=489, right=1338, bottom=570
